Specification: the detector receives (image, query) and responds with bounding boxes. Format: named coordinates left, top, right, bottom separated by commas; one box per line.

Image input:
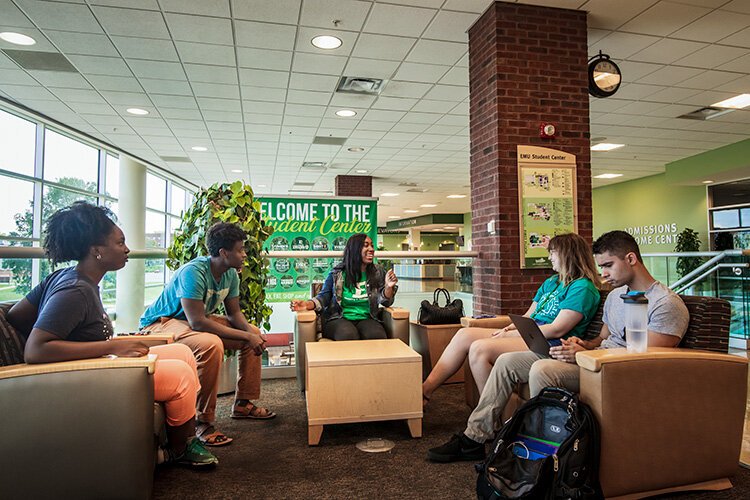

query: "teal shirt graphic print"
left=342, top=272, right=370, bottom=321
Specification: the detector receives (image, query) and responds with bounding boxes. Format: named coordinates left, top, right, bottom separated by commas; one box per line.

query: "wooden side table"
left=111, top=333, right=173, bottom=347
left=409, top=321, right=464, bottom=383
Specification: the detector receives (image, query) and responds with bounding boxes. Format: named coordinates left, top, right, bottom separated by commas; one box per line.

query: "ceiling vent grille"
left=3, top=50, right=78, bottom=72
left=312, top=136, right=347, bottom=146
left=301, top=161, right=327, bottom=169
left=678, top=107, right=734, bottom=120
left=336, top=76, right=384, bottom=95
left=407, top=188, right=429, bottom=193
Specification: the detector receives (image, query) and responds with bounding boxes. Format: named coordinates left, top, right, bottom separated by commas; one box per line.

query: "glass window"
left=0, top=109, right=36, bottom=177
left=170, top=185, right=185, bottom=216
left=146, top=173, right=166, bottom=211
left=0, top=176, right=35, bottom=238
left=145, top=211, right=166, bottom=249
left=42, top=185, right=97, bottom=228
left=712, top=209, right=740, bottom=229
left=105, top=154, right=119, bottom=198
left=43, top=129, right=99, bottom=191
left=0, top=257, right=33, bottom=302
left=168, top=216, right=182, bottom=245
left=740, top=208, right=750, bottom=228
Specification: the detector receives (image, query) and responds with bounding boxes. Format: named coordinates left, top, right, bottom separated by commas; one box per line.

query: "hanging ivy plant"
left=674, top=227, right=702, bottom=279
left=167, top=181, right=274, bottom=331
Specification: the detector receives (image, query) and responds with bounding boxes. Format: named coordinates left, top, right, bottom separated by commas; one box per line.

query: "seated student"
left=289, top=233, right=399, bottom=341
left=6, top=202, right=217, bottom=467
left=427, top=230, right=689, bottom=463
left=422, top=233, right=601, bottom=404
left=140, top=222, right=275, bottom=449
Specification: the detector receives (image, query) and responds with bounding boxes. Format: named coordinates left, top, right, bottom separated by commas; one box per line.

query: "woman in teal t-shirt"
left=422, top=233, right=602, bottom=403
left=290, top=233, right=399, bottom=340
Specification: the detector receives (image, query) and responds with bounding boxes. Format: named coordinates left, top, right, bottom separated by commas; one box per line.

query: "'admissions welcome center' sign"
left=258, top=197, right=377, bottom=302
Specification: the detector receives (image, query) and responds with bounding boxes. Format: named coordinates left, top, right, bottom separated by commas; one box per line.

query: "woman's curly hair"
left=44, top=201, right=117, bottom=265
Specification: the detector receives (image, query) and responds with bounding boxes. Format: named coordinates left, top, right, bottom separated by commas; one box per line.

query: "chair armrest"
left=383, top=307, right=410, bottom=344
left=0, top=354, right=157, bottom=380
left=385, top=307, right=409, bottom=320
left=575, top=347, right=746, bottom=372
left=296, top=310, right=317, bottom=323
left=460, top=315, right=511, bottom=329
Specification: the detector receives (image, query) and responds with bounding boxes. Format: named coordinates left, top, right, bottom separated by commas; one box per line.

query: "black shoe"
left=427, top=433, right=485, bottom=463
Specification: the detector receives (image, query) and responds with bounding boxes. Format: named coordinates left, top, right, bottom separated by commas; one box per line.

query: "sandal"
left=232, top=401, right=276, bottom=420
left=196, top=423, right=233, bottom=447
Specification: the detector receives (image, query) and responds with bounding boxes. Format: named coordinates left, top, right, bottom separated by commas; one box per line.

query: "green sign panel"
left=259, top=197, right=377, bottom=302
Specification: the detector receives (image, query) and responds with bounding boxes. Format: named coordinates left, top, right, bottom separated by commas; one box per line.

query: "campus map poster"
left=517, top=146, right=578, bottom=269
left=258, top=196, right=377, bottom=302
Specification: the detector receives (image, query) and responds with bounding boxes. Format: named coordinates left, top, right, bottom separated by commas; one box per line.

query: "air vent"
left=293, top=181, right=315, bottom=186
left=336, top=76, right=384, bottom=95
left=160, top=156, right=192, bottom=163
left=399, top=182, right=417, bottom=187
left=407, top=188, right=429, bottom=193
left=3, top=50, right=78, bottom=72
left=678, top=107, right=734, bottom=121
left=312, top=136, right=347, bottom=146
left=302, top=161, right=327, bottom=169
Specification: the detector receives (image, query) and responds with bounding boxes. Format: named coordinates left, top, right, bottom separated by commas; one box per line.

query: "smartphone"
left=547, top=339, right=562, bottom=348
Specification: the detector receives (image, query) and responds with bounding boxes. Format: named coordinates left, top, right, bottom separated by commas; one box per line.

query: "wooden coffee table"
left=305, top=338, right=422, bottom=446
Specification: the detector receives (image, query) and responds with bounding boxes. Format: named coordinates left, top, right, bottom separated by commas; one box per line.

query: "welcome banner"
left=259, top=196, right=377, bottom=302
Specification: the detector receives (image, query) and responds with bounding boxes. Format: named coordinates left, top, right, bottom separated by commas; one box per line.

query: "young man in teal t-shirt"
left=141, top=222, right=275, bottom=447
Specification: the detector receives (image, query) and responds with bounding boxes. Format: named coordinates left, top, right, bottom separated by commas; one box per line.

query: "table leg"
left=407, top=418, right=422, bottom=438
left=308, top=425, right=324, bottom=446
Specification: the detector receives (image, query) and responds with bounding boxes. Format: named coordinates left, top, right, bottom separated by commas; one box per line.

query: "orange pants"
left=149, top=343, right=199, bottom=427
left=145, top=316, right=262, bottom=424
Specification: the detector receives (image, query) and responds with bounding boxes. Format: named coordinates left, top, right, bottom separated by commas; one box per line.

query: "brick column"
left=335, top=175, right=372, bottom=197
left=468, top=1, right=591, bottom=315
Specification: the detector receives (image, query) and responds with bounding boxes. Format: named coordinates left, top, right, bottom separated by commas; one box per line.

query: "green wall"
left=380, top=233, right=459, bottom=251
left=593, top=173, right=708, bottom=252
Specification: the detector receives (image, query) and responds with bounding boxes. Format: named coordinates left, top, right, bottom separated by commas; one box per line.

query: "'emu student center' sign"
left=259, top=197, right=377, bottom=302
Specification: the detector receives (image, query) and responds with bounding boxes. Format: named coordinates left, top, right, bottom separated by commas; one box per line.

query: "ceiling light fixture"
left=420, top=204, right=437, bottom=208
left=191, top=146, right=208, bottom=152
left=404, top=209, right=419, bottom=213
left=591, top=143, right=624, bottom=151
left=258, top=184, right=267, bottom=188
left=381, top=192, right=399, bottom=197
left=712, top=94, right=750, bottom=109
left=593, top=173, right=623, bottom=179
left=443, top=226, right=457, bottom=230
left=702, top=180, right=714, bottom=184
left=126, top=107, right=149, bottom=115
left=0, top=32, right=36, bottom=45
left=447, top=194, right=466, bottom=199
left=348, top=147, right=365, bottom=152
left=311, top=35, right=342, bottom=50
left=231, top=169, right=242, bottom=173
left=336, top=109, right=357, bottom=117
left=356, top=169, right=368, bottom=173
left=388, top=216, right=400, bottom=219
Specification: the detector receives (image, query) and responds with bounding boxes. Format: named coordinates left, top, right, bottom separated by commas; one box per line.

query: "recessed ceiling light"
left=702, top=180, right=714, bottom=184
left=231, top=169, right=242, bottom=173
left=311, top=35, right=342, bottom=50
left=126, top=107, right=149, bottom=115
left=356, top=169, right=368, bottom=173
left=336, top=109, right=357, bottom=117
left=404, top=209, right=419, bottom=213
left=191, top=146, right=208, bottom=152
left=593, top=173, right=623, bottom=179
left=712, top=94, right=750, bottom=109
left=0, top=32, right=36, bottom=46
left=349, top=147, right=365, bottom=153
left=258, top=184, right=267, bottom=188
left=591, top=143, right=624, bottom=151
left=388, top=216, right=400, bottom=219
left=381, top=192, right=399, bottom=197
left=447, top=194, right=466, bottom=199
left=444, top=226, right=457, bottom=230
left=420, top=204, right=437, bottom=208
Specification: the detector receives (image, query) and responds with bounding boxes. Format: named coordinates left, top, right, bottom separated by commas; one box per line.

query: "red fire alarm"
left=539, top=122, right=556, bottom=139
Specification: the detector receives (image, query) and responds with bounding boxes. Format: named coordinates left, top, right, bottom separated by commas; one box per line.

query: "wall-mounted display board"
left=517, top=145, right=578, bottom=268
left=259, top=196, right=377, bottom=302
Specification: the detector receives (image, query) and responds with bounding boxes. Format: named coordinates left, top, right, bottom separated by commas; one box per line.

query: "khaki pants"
left=464, top=351, right=580, bottom=443
left=145, top=315, right=262, bottom=424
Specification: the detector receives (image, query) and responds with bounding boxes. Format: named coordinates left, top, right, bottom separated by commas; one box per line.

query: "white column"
left=408, top=228, right=421, bottom=251
left=116, top=155, right=146, bottom=332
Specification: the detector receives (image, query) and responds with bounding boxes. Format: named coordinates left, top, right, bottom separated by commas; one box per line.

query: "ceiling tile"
left=439, top=66, right=468, bottom=86
left=129, top=59, right=186, bottom=80
left=619, top=1, right=710, bottom=36
left=722, top=0, right=750, bottom=14
left=675, top=44, right=748, bottom=69
left=716, top=52, right=750, bottom=72
left=719, top=27, right=750, bottom=48
left=289, top=72, right=339, bottom=92
left=585, top=0, right=662, bottom=30
left=241, top=86, right=287, bottom=102
left=139, top=78, right=193, bottom=95
left=175, top=42, right=236, bottom=66
left=423, top=84, right=467, bottom=102
left=68, top=54, right=132, bottom=77
left=372, top=96, right=417, bottom=111
left=393, top=62, right=450, bottom=83
left=165, top=13, right=233, bottom=45
left=676, top=70, right=743, bottom=91
left=92, top=6, right=170, bottom=38
left=44, top=31, right=118, bottom=57
left=100, top=90, right=151, bottom=106
left=231, top=0, right=301, bottom=24
left=191, top=82, right=240, bottom=99
left=343, top=58, right=399, bottom=79
left=629, top=38, right=707, bottom=64
left=351, top=33, right=417, bottom=61
left=110, top=36, right=179, bottom=61
left=411, top=99, right=455, bottom=113
left=442, top=0, right=492, bottom=13
left=422, top=10, right=477, bottom=43
left=381, top=81, right=432, bottom=99
left=294, top=27, right=357, bottom=56
left=237, top=47, right=292, bottom=71
left=293, top=53, right=348, bottom=75
left=235, top=20, right=297, bottom=50
left=240, top=68, right=290, bottom=88
left=184, top=63, right=238, bottom=84
left=28, top=71, right=92, bottom=89
left=589, top=31, right=660, bottom=59
left=405, top=39, right=466, bottom=65
left=16, top=0, right=103, bottom=33
left=299, top=0, right=371, bottom=31
left=0, top=0, right=35, bottom=28
left=287, top=89, right=331, bottom=105
left=672, top=9, right=750, bottom=43
left=363, top=3, right=435, bottom=37
left=161, top=0, right=230, bottom=17
left=643, top=86, right=701, bottom=103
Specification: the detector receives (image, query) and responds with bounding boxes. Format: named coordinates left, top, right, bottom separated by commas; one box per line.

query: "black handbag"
left=418, top=288, right=464, bottom=325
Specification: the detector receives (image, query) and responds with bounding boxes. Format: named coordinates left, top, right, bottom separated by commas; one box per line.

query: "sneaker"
left=175, top=437, right=219, bottom=468
left=427, top=433, right=485, bottom=463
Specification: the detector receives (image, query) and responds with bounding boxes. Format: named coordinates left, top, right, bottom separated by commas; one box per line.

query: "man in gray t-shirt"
left=428, top=230, right=690, bottom=463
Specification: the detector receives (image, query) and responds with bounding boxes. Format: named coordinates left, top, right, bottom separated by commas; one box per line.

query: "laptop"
left=508, top=314, right=561, bottom=357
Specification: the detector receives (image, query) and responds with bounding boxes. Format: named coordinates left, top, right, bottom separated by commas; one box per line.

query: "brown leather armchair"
left=293, top=307, right=410, bottom=391
left=0, top=302, right=161, bottom=500
left=462, top=295, right=747, bottom=498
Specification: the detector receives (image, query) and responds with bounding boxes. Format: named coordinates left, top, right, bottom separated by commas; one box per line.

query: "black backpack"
left=475, top=387, right=603, bottom=500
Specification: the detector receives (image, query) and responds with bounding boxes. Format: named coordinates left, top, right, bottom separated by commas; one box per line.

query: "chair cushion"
left=0, top=302, right=24, bottom=367
left=678, top=295, right=731, bottom=353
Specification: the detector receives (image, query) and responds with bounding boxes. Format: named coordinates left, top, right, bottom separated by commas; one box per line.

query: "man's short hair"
left=592, top=230, right=642, bottom=263
left=206, top=222, right=246, bottom=257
